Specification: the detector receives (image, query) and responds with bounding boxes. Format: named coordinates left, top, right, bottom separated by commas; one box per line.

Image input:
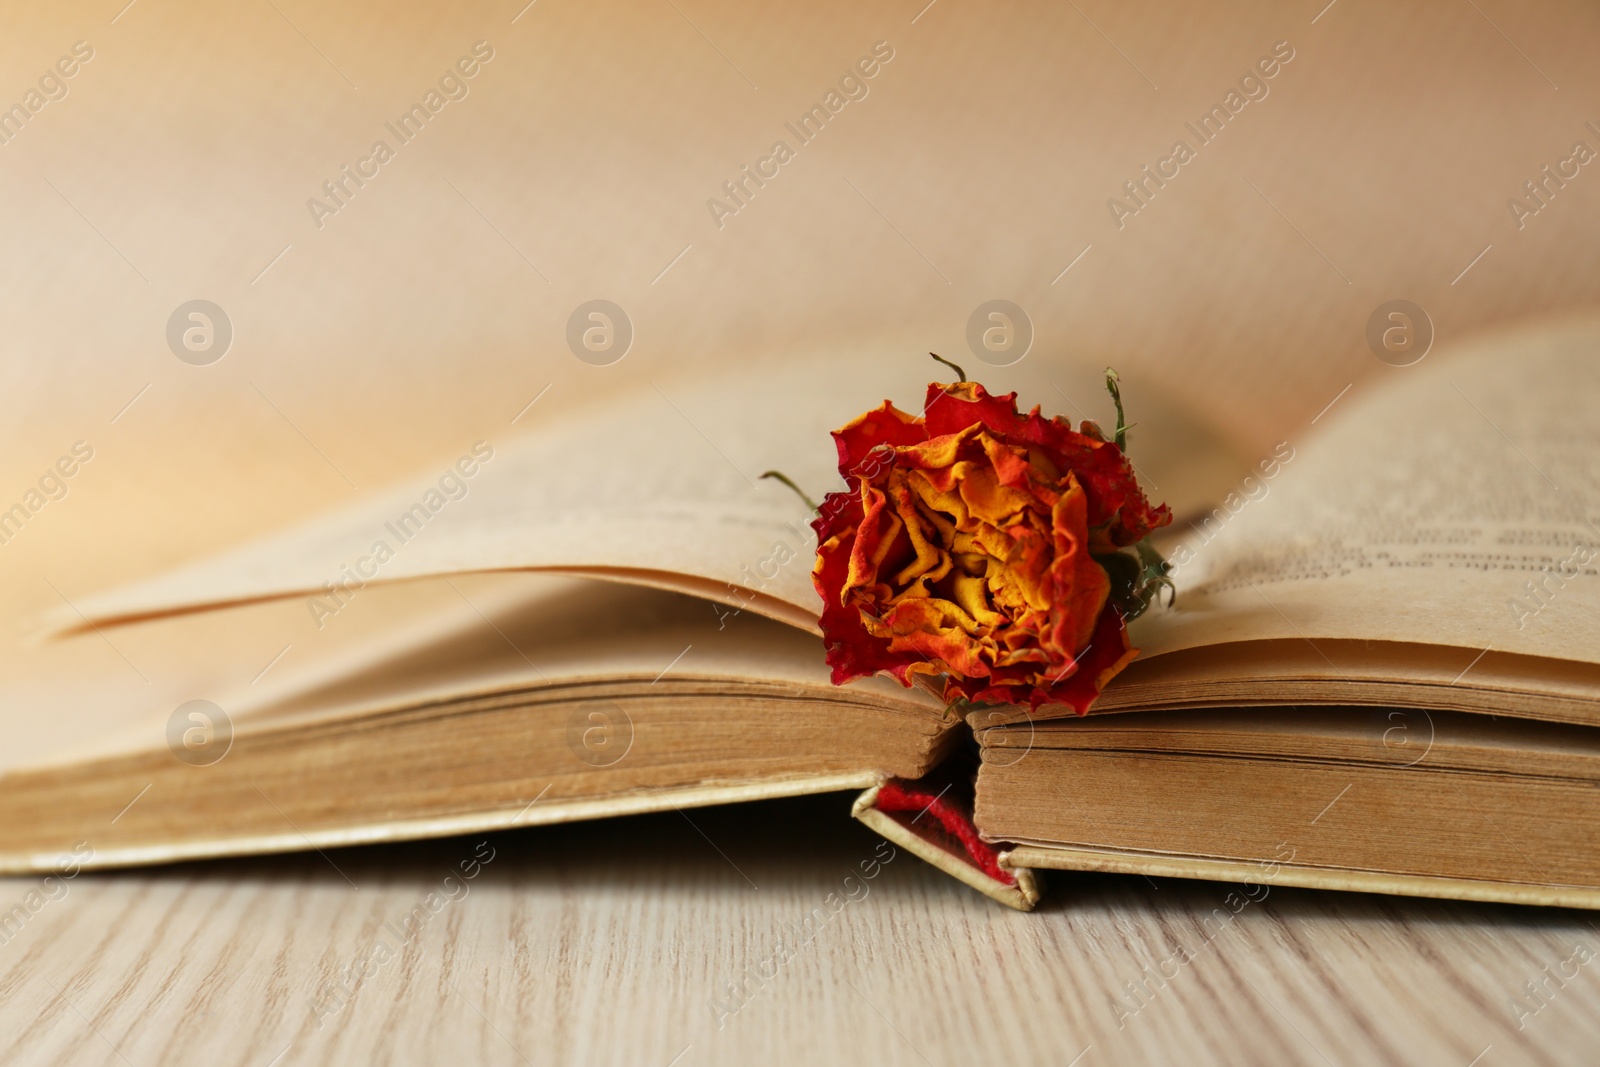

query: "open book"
left=4, top=322, right=1598, bottom=911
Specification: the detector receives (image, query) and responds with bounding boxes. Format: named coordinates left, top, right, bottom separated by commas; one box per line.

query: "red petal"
left=811, top=489, right=924, bottom=686
left=922, top=381, right=1030, bottom=440
left=831, top=401, right=926, bottom=478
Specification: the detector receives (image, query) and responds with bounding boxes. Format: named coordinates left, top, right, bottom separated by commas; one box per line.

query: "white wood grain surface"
left=1, top=794, right=1595, bottom=1066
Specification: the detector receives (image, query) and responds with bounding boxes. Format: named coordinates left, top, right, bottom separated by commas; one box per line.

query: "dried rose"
left=809, top=370, right=1171, bottom=712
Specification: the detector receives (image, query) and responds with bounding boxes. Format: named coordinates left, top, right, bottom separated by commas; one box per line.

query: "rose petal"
left=832, top=400, right=926, bottom=477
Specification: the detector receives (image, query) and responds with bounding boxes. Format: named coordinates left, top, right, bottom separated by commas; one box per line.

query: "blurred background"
left=4, top=0, right=1600, bottom=666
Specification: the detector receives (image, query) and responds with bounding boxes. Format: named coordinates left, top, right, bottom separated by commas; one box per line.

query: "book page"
left=1134, top=316, right=1600, bottom=665
left=0, top=572, right=582, bottom=776
left=56, top=353, right=1238, bottom=635
left=7, top=569, right=944, bottom=779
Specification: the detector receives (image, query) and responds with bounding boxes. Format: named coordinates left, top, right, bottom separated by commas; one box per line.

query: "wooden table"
left=2, top=793, right=1594, bottom=1066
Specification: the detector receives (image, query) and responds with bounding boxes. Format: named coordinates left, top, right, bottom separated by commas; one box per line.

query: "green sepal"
left=1096, top=538, right=1175, bottom=622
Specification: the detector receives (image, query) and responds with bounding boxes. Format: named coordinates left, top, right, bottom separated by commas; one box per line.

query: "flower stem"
left=760, top=470, right=819, bottom=512
left=929, top=352, right=967, bottom=383
left=1104, top=367, right=1129, bottom=451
